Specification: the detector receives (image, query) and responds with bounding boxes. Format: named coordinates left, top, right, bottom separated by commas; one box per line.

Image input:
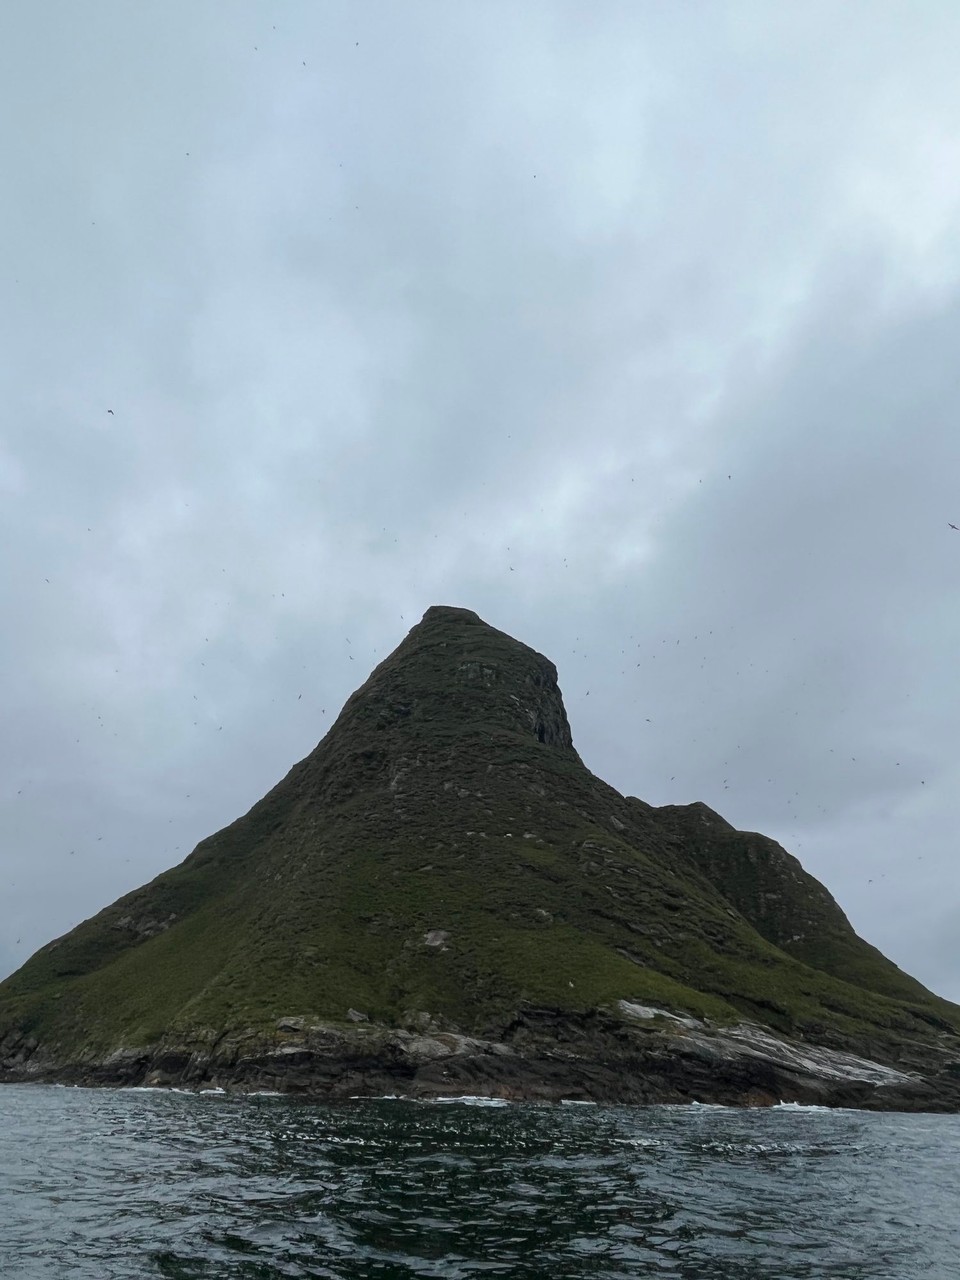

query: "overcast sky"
left=2, top=2, right=959, bottom=1004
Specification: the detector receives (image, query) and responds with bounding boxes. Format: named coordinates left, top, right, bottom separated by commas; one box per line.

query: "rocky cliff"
left=2, top=606, right=959, bottom=1108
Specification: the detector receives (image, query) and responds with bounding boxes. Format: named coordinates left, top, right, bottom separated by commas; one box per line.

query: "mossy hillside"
left=7, top=771, right=950, bottom=1060
left=654, top=801, right=953, bottom=1015
left=2, top=605, right=958, bottom=1068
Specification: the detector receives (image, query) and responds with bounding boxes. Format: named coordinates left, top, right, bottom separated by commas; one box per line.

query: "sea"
left=1, top=1085, right=958, bottom=1279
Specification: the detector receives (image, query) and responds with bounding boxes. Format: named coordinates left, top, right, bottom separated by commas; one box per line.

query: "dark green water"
left=1, top=1085, right=958, bottom=1278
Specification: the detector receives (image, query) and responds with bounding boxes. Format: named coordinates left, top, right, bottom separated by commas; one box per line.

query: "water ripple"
left=1, top=1086, right=959, bottom=1278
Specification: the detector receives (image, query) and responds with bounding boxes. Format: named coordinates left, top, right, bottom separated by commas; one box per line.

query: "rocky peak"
left=332, top=605, right=576, bottom=752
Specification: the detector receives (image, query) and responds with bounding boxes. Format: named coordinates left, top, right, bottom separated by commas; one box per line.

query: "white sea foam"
left=430, top=1095, right=511, bottom=1107
left=775, top=1101, right=832, bottom=1112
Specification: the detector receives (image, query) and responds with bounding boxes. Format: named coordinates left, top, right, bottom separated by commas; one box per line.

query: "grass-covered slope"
left=654, top=801, right=948, bottom=1015
left=2, top=605, right=957, bottom=1067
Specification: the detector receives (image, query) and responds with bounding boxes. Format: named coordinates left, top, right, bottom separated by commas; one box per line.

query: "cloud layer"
left=2, top=1, right=959, bottom=1000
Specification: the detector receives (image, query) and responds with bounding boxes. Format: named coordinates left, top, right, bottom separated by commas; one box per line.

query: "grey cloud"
left=2, top=2, right=960, bottom=1000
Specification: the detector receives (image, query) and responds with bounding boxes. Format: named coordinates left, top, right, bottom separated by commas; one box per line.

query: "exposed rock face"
left=345, top=605, right=576, bottom=754
left=1, top=605, right=958, bottom=1109
left=4, top=1011, right=959, bottom=1112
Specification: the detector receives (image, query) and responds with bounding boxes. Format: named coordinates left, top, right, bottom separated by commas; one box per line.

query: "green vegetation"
left=2, top=604, right=958, bottom=1068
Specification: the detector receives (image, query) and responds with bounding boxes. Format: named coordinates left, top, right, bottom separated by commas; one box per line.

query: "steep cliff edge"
left=3, top=606, right=958, bottom=1107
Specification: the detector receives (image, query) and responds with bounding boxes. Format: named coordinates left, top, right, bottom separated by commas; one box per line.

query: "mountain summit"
left=2, top=606, right=959, bottom=1108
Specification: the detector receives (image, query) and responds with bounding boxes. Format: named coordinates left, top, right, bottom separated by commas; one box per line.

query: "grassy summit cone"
left=3, top=605, right=959, bottom=1107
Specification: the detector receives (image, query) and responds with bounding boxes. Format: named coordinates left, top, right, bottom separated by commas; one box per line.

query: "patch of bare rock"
left=4, top=1005, right=959, bottom=1112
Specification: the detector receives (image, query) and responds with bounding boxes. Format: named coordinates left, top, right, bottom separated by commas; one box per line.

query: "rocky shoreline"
left=5, top=1005, right=960, bottom=1112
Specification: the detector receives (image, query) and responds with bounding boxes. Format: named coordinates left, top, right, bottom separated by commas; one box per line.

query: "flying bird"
left=107, top=409, right=114, bottom=415
left=949, top=523, right=959, bottom=531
